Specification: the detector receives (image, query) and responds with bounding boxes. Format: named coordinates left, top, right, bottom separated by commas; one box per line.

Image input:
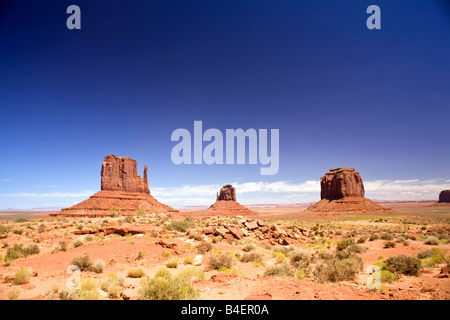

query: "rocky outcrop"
left=217, top=184, right=236, bottom=201
left=101, top=155, right=150, bottom=194
left=307, top=167, right=390, bottom=213
left=51, top=155, right=178, bottom=217
left=320, top=167, right=365, bottom=200
left=439, top=190, right=450, bottom=203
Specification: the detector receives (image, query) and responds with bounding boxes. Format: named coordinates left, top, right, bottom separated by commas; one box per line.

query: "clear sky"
left=1, top=0, right=449, bottom=209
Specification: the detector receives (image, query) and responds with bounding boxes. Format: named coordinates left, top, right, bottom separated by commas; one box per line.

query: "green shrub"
left=127, top=267, right=146, bottom=278
left=78, top=278, right=99, bottom=300
left=5, top=243, right=40, bottom=262
left=72, top=254, right=93, bottom=272
left=336, top=238, right=355, bottom=251
left=369, top=234, right=379, bottom=241
left=139, top=276, right=200, bottom=300
left=101, top=273, right=124, bottom=298
left=272, top=245, right=293, bottom=256
left=7, top=288, right=20, bottom=300
left=384, top=255, right=421, bottom=276
left=184, top=256, right=194, bottom=265
left=13, top=267, right=32, bottom=285
left=380, top=270, right=396, bottom=283
left=154, top=267, right=173, bottom=279
left=357, top=236, right=368, bottom=244
left=165, top=217, right=195, bottom=232
left=177, top=268, right=205, bottom=281
left=166, top=259, right=179, bottom=268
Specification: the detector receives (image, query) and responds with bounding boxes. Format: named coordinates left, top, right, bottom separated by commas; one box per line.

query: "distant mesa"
left=306, top=167, right=390, bottom=213
left=51, top=155, right=178, bottom=217
left=439, top=190, right=450, bottom=203
left=191, top=184, right=257, bottom=216
left=216, top=184, right=236, bottom=202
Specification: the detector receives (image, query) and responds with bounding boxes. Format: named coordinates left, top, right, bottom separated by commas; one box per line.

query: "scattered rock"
left=193, top=254, right=203, bottom=266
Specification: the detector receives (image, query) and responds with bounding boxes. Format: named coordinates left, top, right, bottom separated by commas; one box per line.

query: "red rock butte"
left=51, top=155, right=178, bottom=217
left=439, top=190, right=450, bottom=203
left=196, top=184, right=257, bottom=216
left=306, top=167, right=390, bottom=213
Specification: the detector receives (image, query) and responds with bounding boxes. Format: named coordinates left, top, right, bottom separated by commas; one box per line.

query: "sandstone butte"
left=306, top=167, right=390, bottom=213
left=51, top=155, right=178, bottom=217
left=198, top=184, right=257, bottom=216
left=439, top=190, right=450, bottom=203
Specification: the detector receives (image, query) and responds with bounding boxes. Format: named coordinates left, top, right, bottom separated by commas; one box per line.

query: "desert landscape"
left=0, top=155, right=449, bottom=300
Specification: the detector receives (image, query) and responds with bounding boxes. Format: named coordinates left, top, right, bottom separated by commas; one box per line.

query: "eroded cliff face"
left=101, top=155, right=150, bottom=194
left=320, top=167, right=365, bottom=200
left=439, top=190, right=450, bottom=203
left=217, top=184, right=237, bottom=202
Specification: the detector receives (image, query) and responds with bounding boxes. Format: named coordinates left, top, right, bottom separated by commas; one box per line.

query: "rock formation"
left=194, top=184, right=257, bottom=216
left=216, top=184, right=236, bottom=201
left=306, top=167, right=390, bottom=213
left=439, top=190, right=450, bottom=203
left=51, top=155, right=178, bottom=217
left=101, top=155, right=150, bottom=194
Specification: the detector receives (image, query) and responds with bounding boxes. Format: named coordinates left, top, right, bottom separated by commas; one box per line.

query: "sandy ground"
left=0, top=202, right=449, bottom=300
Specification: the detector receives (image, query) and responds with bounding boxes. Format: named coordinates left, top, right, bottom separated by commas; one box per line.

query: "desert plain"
left=0, top=200, right=449, bottom=300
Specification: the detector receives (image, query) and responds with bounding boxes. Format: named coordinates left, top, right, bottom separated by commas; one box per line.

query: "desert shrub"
left=5, top=244, right=40, bottom=262
left=396, top=236, right=406, bottom=243
left=289, top=249, right=312, bottom=269
left=380, top=270, right=396, bottom=283
left=318, top=252, right=334, bottom=260
left=384, top=241, right=396, bottom=248
left=127, top=267, right=146, bottom=278
left=212, top=236, right=223, bottom=244
left=93, top=259, right=105, bottom=273
left=78, top=278, right=99, bottom=300
left=59, top=241, right=68, bottom=252
left=166, top=259, right=179, bottom=268
left=166, top=216, right=195, bottom=233
left=347, top=244, right=364, bottom=254
left=184, top=256, right=194, bottom=265
left=369, top=234, right=379, bottom=241
left=136, top=207, right=146, bottom=217
left=264, top=263, right=294, bottom=277
left=101, top=273, right=124, bottom=298
left=139, top=276, right=200, bottom=300
left=196, top=241, right=213, bottom=254
left=13, top=267, right=32, bottom=285
left=336, top=238, right=355, bottom=251
left=272, top=245, right=293, bottom=256
left=206, top=252, right=233, bottom=270
left=240, top=252, right=263, bottom=263
left=274, top=252, right=286, bottom=263
left=384, top=255, right=421, bottom=276
left=314, top=258, right=361, bottom=283
left=58, top=290, right=79, bottom=300
left=72, top=239, right=83, bottom=248
left=38, top=224, right=46, bottom=233
left=154, top=267, right=173, bottom=279
left=417, top=249, right=434, bottom=259
left=7, top=288, right=21, bottom=300
left=425, top=236, right=440, bottom=246
left=0, top=225, right=9, bottom=239
left=357, top=236, right=368, bottom=244
left=380, top=233, right=393, bottom=241
left=124, top=216, right=135, bottom=224
left=243, top=242, right=257, bottom=252
left=72, top=254, right=93, bottom=272
left=177, top=268, right=205, bottom=281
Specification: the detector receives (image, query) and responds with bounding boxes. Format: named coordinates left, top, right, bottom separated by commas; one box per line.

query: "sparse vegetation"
left=127, top=267, right=146, bottom=278
left=383, top=255, right=421, bottom=276
left=206, top=251, right=233, bottom=270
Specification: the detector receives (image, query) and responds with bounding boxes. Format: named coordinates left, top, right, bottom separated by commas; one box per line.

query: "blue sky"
left=1, top=0, right=449, bottom=209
